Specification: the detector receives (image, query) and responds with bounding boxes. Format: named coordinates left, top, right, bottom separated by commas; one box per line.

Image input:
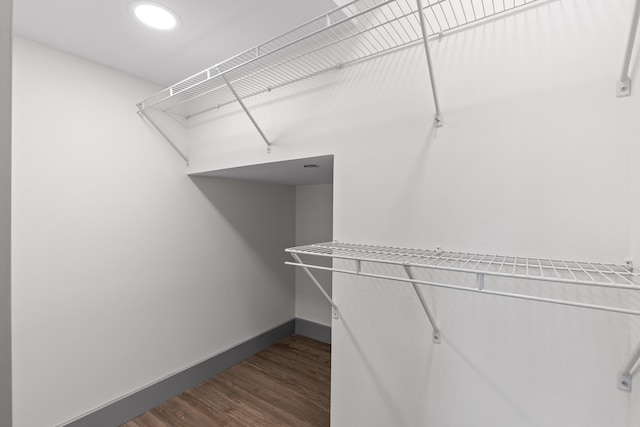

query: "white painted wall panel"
left=188, top=0, right=640, bottom=425
left=295, top=184, right=333, bottom=326
left=629, top=1, right=640, bottom=418
left=11, top=38, right=295, bottom=427
left=0, top=0, right=11, bottom=424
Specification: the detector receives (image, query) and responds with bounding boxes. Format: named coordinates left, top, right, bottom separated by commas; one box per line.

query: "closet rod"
left=285, top=261, right=640, bottom=317
left=618, top=0, right=640, bottom=96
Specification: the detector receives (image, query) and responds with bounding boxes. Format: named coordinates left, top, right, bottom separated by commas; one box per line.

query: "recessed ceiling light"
left=130, top=2, right=180, bottom=30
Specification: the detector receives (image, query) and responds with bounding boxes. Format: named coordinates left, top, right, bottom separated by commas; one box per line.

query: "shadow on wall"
left=441, top=335, right=541, bottom=427
left=189, top=175, right=296, bottom=276
left=340, top=312, right=412, bottom=426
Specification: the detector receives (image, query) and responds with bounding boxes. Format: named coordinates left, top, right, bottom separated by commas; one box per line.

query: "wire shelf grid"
left=287, top=241, right=640, bottom=290
left=139, top=0, right=538, bottom=117
left=287, top=241, right=640, bottom=390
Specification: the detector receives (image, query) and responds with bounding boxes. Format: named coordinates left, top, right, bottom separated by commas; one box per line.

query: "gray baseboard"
left=295, top=318, right=331, bottom=344
left=63, top=319, right=295, bottom=427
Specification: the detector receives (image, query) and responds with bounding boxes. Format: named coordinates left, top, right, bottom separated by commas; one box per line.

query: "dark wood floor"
left=122, top=335, right=331, bottom=427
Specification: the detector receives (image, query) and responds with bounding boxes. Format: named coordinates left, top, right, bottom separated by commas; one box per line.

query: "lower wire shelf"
left=285, top=241, right=640, bottom=392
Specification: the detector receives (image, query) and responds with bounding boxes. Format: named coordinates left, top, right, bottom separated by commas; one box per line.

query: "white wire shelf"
left=287, top=241, right=640, bottom=290
left=286, top=241, right=640, bottom=391
left=138, top=0, right=538, bottom=118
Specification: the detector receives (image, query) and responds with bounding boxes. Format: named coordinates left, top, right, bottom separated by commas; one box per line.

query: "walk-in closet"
left=3, top=0, right=640, bottom=426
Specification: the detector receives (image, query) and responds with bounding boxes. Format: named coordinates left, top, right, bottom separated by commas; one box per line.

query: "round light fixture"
left=130, top=2, right=179, bottom=30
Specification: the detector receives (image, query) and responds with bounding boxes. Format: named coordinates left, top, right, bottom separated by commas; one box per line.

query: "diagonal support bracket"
left=403, top=265, right=441, bottom=343
left=138, top=109, right=189, bottom=163
left=291, top=253, right=340, bottom=319
left=220, top=72, right=272, bottom=153
left=618, top=340, right=640, bottom=391
left=618, top=259, right=638, bottom=391
left=416, top=0, right=443, bottom=127
left=617, top=0, right=640, bottom=97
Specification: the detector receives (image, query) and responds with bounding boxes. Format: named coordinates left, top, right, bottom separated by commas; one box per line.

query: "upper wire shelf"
left=138, top=0, right=538, bottom=118
left=287, top=241, right=640, bottom=290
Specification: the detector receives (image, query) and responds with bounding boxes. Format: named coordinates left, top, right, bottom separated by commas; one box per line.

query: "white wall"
left=295, top=184, right=333, bottom=326
left=629, top=17, right=640, bottom=422
left=0, top=0, right=11, bottom=425
left=11, top=37, right=296, bottom=427
left=187, top=0, right=640, bottom=425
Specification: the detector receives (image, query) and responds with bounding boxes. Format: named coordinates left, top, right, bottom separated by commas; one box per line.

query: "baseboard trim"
left=63, top=319, right=295, bottom=427
left=295, top=318, right=331, bottom=344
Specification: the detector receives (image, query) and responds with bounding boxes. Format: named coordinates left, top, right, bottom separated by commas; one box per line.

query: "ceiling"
left=193, top=156, right=334, bottom=186
left=13, top=0, right=341, bottom=87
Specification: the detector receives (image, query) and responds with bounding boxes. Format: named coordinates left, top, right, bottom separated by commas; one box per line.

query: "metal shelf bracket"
left=137, top=109, right=189, bottom=164
left=619, top=340, right=640, bottom=392
left=617, top=78, right=632, bottom=97
left=416, top=0, right=443, bottom=127
left=220, top=72, right=272, bottom=153
left=617, top=0, right=640, bottom=97
left=618, top=372, right=633, bottom=392
left=290, top=253, right=339, bottom=318
left=404, top=265, right=441, bottom=343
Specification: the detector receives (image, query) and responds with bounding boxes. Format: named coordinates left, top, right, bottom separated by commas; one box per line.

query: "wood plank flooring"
left=122, top=335, right=331, bottom=427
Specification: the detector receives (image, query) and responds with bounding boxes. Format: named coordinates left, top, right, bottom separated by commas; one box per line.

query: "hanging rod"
left=285, top=241, right=640, bottom=391
left=286, top=259, right=640, bottom=317
left=617, top=0, right=640, bottom=97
